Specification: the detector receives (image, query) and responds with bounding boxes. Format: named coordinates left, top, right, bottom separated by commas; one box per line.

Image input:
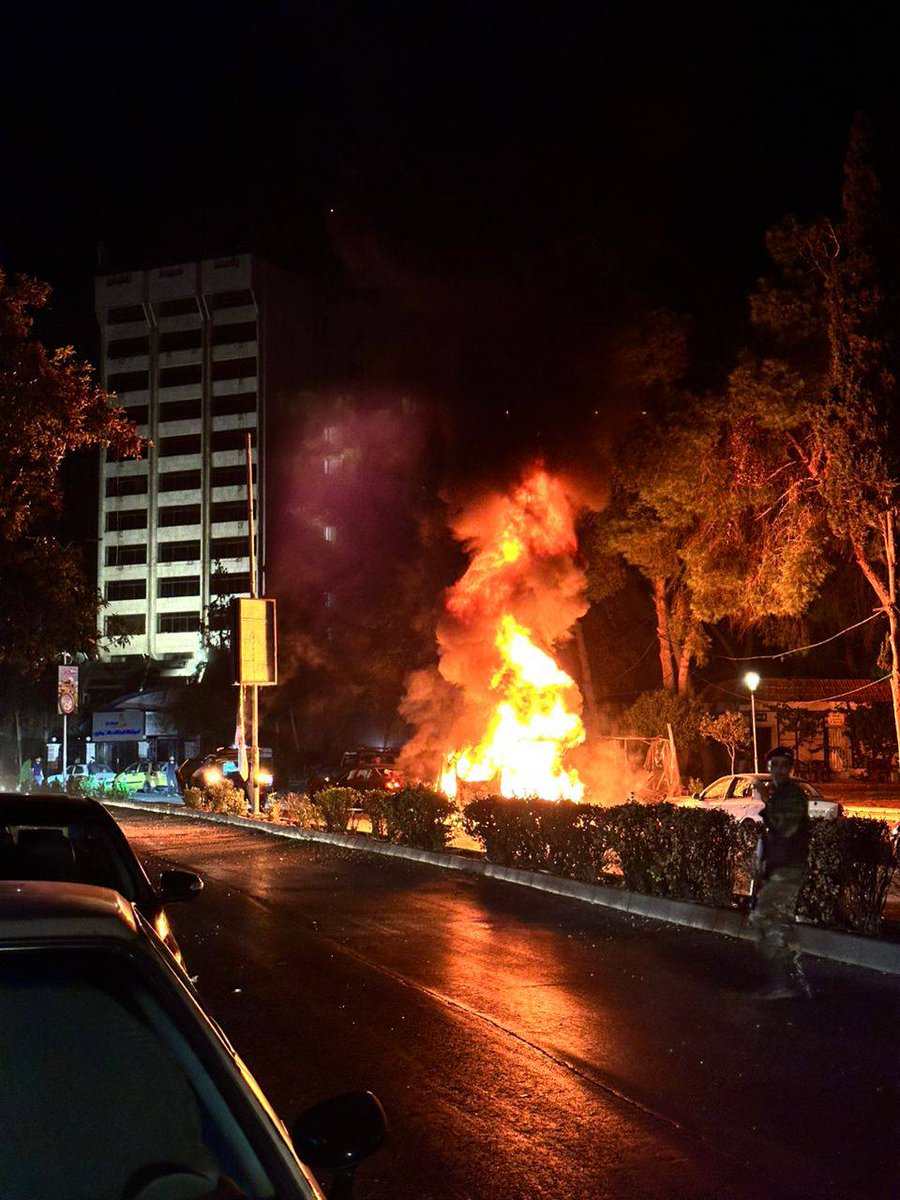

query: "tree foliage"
left=699, top=710, right=749, bottom=772
left=0, top=270, right=142, bottom=676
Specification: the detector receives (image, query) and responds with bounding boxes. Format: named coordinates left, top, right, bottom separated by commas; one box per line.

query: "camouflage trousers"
left=749, top=866, right=805, bottom=978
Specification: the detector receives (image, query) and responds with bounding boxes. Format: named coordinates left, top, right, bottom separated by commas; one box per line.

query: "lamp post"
left=745, top=671, right=761, bottom=773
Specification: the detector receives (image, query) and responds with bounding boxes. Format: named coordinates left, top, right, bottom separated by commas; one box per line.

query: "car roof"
left=0, top=792, right=115, bottom=823
left=0, top=880, right=138, bottom=942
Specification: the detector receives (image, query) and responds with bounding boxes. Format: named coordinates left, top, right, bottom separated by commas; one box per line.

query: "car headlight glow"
left=202, top=767, right=224, bottom=784
left=258, top=771, right=273, bottom=787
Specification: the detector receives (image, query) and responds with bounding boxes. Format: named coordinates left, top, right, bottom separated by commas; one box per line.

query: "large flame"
left=438, top=469, right=586, bottom=801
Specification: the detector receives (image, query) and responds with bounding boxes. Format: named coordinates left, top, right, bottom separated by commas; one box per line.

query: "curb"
left=103, top=798, right=900, bottom=977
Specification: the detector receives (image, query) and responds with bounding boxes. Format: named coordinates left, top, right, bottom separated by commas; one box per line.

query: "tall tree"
left=725, top=117, right=900, bottom=763
left=0, top=270, right=141, bottom=675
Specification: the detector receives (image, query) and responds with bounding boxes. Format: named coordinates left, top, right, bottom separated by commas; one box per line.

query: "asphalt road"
left=117, top=811, right=900, bottom=1200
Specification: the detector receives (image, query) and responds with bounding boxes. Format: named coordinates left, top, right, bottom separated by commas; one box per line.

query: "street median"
left=103, top=794, right=900, bottom=978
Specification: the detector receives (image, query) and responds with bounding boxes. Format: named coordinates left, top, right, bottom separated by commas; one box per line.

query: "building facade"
left=95, top=254, right=270, bottom=674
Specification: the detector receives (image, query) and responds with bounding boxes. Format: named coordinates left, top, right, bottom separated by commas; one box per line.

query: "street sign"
left=57, top=665, right=79, bottom=715
left=231, top=598, right=277, bottom=686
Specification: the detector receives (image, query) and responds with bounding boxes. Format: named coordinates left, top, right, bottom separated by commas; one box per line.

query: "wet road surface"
left=117, top=810, right=900, bottom=1200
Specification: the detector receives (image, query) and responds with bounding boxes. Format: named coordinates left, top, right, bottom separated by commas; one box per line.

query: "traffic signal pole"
left=246, top=433, right=260, bottom=817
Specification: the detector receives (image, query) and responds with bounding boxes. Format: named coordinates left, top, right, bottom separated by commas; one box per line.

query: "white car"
left=690, top=773, right=842, bottom=826
left=45, top=762, right=117, bottom=788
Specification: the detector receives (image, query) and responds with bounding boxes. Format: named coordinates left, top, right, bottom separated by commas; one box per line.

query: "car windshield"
left=0, top=946, right=283, bottom=1199
left=0, top=822, right=142, bottom=901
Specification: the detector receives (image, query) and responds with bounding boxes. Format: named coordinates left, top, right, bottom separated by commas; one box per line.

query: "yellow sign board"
left=232, top=598, right=277, bottom=686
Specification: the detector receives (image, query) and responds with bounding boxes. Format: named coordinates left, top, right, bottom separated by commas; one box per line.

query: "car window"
left=0, top=947, right=282, bottom=1199
left=799, top=783, right=824, bottom=800
left=701, top=777, right=732, bottom=801
left=734, top=780, right=763, bottom=799
left=0, top=823, right=141, bottom=901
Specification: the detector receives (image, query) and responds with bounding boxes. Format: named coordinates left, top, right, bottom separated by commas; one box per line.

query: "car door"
left=699, top=776, right=734, bottom=813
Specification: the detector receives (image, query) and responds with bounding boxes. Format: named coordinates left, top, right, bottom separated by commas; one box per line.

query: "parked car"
left=45, top=761, right=117, bottom=788
left=0, top=792, right=202, bottom=967
left=115, top=760, right=167, bottom=793
left=179, top=747, right=274, bottom=797
left=689, top=773, right=842, bottom=826
left=0, top=880, right=386, bottom=1200
left=309, top=747, right=402, bottom=794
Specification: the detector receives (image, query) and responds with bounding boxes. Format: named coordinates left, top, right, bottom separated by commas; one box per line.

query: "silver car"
left=691, top=773, right=842, bottom=827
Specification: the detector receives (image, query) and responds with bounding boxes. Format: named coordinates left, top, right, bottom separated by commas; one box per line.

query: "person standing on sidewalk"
left=749, top=746, right=812, bottom=998
left=163, top=755, right=180, bottom=797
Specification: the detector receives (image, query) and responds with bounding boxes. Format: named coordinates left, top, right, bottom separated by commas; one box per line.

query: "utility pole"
left=246, top=433, right=260, bottom=817
left=61, top=651, right=70, bottom=777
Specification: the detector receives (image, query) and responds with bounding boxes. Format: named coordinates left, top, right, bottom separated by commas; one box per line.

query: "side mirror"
left=158, top=869, right=204, bottom=903
left=692, top=793, right=701, bottom=801
left=292, top=1091, right=386, bottom=1199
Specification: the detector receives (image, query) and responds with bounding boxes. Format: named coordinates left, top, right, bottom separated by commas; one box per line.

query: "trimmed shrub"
left=183, top=787, right=204, bottom=810
left=463, top=797, right=612, bottom=881
left=361, top=790, right=388, bottom=838
left=281, top=792, right=325, bottom=829
left=204, top=779, right=248, bottom=815
left=799, top=816, right=899, bottom=934
left=312, top=787, right=361, bottom=833
left=264, top=793, right=283, bottom=822
left=380, top=784, right=456, bottom=851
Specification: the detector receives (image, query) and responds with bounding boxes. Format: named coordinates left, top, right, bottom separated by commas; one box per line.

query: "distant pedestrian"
left=32, top=756, right=44, bottom=787
left=749, top=746, right=812, bottom=999
left=164, top=755, right=180, bottom=797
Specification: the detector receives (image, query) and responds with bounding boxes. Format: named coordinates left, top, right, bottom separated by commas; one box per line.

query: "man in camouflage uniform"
left=749, top=746, right=812, bottom=999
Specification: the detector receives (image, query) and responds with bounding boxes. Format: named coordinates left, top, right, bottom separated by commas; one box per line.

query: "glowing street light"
left=744, top=671, right=761, bottom=772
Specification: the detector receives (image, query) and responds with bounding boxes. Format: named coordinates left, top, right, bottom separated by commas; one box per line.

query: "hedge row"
left=181, top=782, right=899, bottom=935
left=463, top=797, right=900, bottom=934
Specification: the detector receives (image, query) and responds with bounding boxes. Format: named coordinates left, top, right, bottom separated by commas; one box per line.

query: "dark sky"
left=3, top=1, right=899, bottom=448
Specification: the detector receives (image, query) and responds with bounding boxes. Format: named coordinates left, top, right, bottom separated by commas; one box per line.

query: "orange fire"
left=439, top=470, right=586, bottom=801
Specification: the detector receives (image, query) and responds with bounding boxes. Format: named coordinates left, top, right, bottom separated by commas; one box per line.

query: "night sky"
left=3, top=3, right=900, bottom=460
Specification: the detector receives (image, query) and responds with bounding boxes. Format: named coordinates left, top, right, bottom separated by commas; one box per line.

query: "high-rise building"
left=95, top=254, right=296, bottom=675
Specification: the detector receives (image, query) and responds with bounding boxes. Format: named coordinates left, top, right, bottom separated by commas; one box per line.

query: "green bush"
left=311, top=786, right=361, bottom=833
left=280, top=792, right=325, bottom=829
left=204, top=779, right=248, bottom=815
left=263, top=793, right=283, bottom=822
left=463, top=797, right=611, bottom=880
left=799, top=817, right=899, bottom=934
left=380, top=784, right=456, bottom=851
left=606, top=803, right=737, bottom=905
left=183, top=787, right=204, bottom=810
left=361, top=790, right=388, bottom=838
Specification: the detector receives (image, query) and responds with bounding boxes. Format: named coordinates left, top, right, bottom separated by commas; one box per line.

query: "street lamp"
left=745, top=671, right=761, bottom=773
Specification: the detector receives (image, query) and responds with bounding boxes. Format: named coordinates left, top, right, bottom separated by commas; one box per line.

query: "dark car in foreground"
left=0, top=881, right=386, bottom=1200
left=0, top=793, right=202, bottom=967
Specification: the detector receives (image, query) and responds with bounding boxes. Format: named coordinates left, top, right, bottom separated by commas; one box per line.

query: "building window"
left=116, top=404, right=149, bottom=427
left=107, top=369, right=148, bottom=393
left=105, top=509, right=148, bottom=533
left=211, top=356, right=256, bottom=382
left=159, top=469, right=201, bottom=492
left=107, top=304, right=145, bottom=325
left=208, top=289, right=254, bottom=309
left=159, top=363, right=203, bottom=388
left=159, top=397, right=202, bottom=423
left=157, top=611, right=201, bottom=634
left=159, top=327, right=203, bottom=352
left=160, top=434, right=202, bottom=457
left=159, top=576, right=201, bottom=598
left=106, top=579, right=147, bottom=601
left=158, top=297, right=198, bottom=318
left=105, top=474, right=148, bottom=498
left=210, top=536, right=248, bottom=559
left=211, top=465, right=255, bottom=488
left=105, top=543, right=147, bottom=567
left=323, top=456, right=341, bottom=476
left=212, top=321, right=256, bottom=346
left=108, top=335, right=149, bottom=359
left=105, top=613, right=146, bottom=636
left=324, top=591, right=336, bottom=608
left=323, top=426, right=339, bottom=444
left=211, top=392, right=256, bottom=417
left=210, top=501, right=246, bottom=525
left=211, top=428, right=254, bottom=453
left=158, top=540, right=200, bottom=563
left=159, top=504, right=201, bottom=528
left=324, top=525, right=337, bottom=544
left=211, top=572, right=251, bottom=595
